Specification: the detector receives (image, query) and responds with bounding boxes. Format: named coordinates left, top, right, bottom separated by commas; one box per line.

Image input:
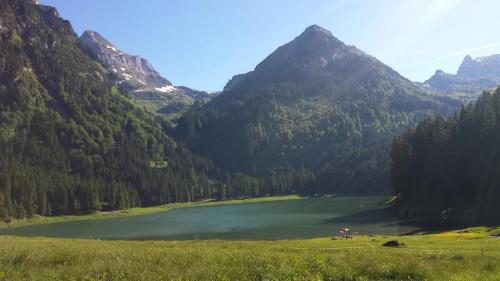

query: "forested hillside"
left=175, top=25, right=462, bottom=195
left=0, top=0, right=263, bottom=220
left=391, top=88, right=500, bottom=224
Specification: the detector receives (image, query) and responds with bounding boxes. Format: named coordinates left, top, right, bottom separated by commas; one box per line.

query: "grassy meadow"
left=1, top=228, right=500, bottom=280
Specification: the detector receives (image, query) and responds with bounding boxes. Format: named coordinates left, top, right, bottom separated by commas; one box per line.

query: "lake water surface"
left=0, top=196, right=420, bottom=240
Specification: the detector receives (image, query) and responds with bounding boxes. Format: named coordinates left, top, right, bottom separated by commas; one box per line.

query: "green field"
left=0, top=196, right=301, bottom=229
left=1, top=228, right=500, bottom=280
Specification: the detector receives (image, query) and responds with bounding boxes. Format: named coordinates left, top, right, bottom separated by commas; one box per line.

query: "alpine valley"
left=5, top=1, right=500, bottom=280
left=0, top=0, right=475, bottom=219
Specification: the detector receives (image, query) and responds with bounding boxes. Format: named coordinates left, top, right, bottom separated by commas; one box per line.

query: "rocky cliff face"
left=457, top=54, right=500, bottom=78
left=80, top=30, right=173, bottom=92
left=425, top=54, right=500, bottom=93
left=79, top=30, right=211, bottom=117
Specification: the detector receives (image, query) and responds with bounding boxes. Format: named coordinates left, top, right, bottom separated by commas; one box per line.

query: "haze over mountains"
left=79, top=30, right=210, bottom=118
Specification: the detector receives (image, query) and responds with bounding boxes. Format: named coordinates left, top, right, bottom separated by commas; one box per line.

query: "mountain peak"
left=458, top=54, right=500, bottom=78
left=302, top=25, right=333, bottom=37
left=225, top=25, right=392, bottom=92
left=78, top=29, right=211, bottom=116
left=176, top=24, right=460, bottom=197
left=296, top=25, right=337, bottom=43
left=426, top=54, right=500, bottom=92
left=79, top=30, right=173, bottom=91
left=81, top=30, right=100, bottom=39
left=434, top=69, right=451, bottom=76
left=81, top=30, right=114, bottom=49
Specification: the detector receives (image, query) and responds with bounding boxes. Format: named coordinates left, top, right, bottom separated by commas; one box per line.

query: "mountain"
left=0, top=0, right=254, bottom=219
left=79, top=30, right=210, bottom=118
left=458, top=54, right=500, bottom=78
left=175, top=25, right=462, bottom=194
left=79, top=30, right=171, bottom=92
left=425, top=54, right=500, bottom=94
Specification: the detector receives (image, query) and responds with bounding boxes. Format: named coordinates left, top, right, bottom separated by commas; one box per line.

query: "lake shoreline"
left=0, top=196, right=415, bottom=240
left=0, top=195, right=302, bottom=229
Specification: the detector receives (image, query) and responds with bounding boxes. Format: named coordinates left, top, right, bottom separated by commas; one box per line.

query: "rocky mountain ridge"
left=425, top=54, right=500, bottom=93
left=80, top=30, right=173, bottom=92
left=79, top=30, right=210, bottom=117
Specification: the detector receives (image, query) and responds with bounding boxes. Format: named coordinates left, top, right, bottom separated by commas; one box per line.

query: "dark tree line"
left=391, top=88, right=500, bottom=225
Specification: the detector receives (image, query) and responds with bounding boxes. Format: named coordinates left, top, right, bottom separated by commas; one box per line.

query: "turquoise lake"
left=0, top=196, right=420, bottom=240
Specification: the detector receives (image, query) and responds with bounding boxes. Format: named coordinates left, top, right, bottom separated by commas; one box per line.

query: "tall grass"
left=1, top=232, right=500, bottom=280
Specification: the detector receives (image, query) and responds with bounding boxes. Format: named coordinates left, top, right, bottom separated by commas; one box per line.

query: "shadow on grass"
left=322, top=208, right=437, bottom=235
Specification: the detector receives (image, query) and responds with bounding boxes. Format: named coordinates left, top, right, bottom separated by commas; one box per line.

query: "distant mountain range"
left=79, top=30, right=211, bottom=118
left=175, top=25, right=463, bottom=194
left=425, top=54, right=500, bottom=94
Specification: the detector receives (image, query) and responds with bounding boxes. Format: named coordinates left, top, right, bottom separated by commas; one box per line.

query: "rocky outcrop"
left=79, top=30, right=211, bottom=116
left=426, top=54, right=500, bottom=93
left=458, top=54, right=500, bottom=78
left=80, top=30, right=172, bottom=92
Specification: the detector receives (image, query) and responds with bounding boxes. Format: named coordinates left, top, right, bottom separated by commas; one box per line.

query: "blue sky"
left=42, top=0, right=500, bottom=92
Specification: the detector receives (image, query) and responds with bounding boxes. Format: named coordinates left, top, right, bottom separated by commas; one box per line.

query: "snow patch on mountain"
left=105, top=45, right=118, bottom=52
left=156, top=85, right=178, bottom=93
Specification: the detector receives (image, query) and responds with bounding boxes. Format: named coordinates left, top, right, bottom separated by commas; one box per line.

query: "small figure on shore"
left=332, top=228, right=358, bottom=240
left=339, top=228, right=350, bottom=239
